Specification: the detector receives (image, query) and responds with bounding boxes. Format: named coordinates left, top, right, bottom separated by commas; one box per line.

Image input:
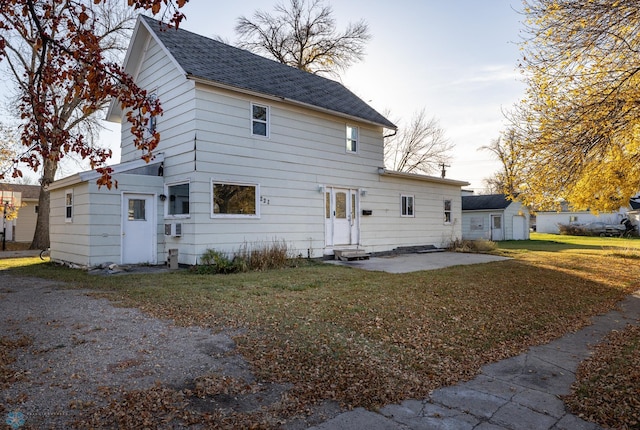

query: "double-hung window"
left=401, top=194, right=414, bottom=217
left=212, top=181, right=259, bottom=218
left=65, top=190, right=73, bottom=222
left=251, top=103, right=269, bottom=137
left=346, top=125, right=358, bottom=152
left=444, top=199, right=452, bottom=224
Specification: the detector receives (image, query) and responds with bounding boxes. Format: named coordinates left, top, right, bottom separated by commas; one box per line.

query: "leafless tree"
left=479, top=128, right=524, bottom=197
left=235, top=0, right=370, bottom=76
left=384, top=109, right=453, bottom=176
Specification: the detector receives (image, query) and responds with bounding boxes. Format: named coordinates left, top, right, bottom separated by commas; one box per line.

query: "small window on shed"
left=444, top=199, right=452, bottom=224
left=65, top=191, right=73, bottom=222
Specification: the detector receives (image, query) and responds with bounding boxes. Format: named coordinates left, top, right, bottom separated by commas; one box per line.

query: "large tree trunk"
left=30, top=158, right=58, bottom=250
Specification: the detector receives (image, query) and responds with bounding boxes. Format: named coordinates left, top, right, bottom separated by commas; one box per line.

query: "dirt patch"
left=0, top=273, right=339, bottom=428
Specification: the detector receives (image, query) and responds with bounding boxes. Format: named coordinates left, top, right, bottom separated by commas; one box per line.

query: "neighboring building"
left=535, top=210, right=629, bottom=234
left=49, top=16, right=469, bottom=268
left=0, top=183, right=40, bottom=243
left=461, top=194, right=529, bottom=241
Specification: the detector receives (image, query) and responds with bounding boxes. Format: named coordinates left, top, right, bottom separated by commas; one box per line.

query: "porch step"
left=334, top=249, right=370, bottom=261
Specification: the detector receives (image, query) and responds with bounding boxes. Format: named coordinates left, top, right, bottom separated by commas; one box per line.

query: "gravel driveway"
left=0, top=272, right=328, bottom=429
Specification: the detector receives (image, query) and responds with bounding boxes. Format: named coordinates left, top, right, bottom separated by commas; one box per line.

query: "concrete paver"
left=325, top=252, right=510, bottom=273
left=310, top=289, right=640, bottom=430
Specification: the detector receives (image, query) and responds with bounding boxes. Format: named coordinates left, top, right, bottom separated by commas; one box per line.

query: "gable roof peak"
left=138, top=15, right=396, bottom=129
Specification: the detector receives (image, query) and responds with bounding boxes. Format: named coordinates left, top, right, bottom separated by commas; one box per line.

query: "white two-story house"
left=48, top=16, right=468, bottom=268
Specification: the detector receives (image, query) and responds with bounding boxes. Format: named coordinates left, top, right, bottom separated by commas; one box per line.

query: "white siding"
left=119, top=36, right=196, bottom=164
left=100, top=27, right=468, bottom=265
left=536, top=211, right=624, bottom=234
left=50, top=174, right=163, bottom=267
left=462, top=202, right=530, bottom=241
left=14, top=201, right=37, bottom=242
left=50, top=184, right=91, bottom=266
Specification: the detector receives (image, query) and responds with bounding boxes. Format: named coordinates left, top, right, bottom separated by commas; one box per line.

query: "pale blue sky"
left=105, top=1, right=526, bottom=190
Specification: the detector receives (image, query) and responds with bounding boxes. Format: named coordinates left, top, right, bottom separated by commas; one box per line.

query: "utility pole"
left=440, top=163, right=450, bottom=179
left=2, top=201, right=7, bottom=251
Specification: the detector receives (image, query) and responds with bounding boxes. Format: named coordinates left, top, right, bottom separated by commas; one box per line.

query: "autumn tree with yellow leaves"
left=513, top=0, right=640, bottom=212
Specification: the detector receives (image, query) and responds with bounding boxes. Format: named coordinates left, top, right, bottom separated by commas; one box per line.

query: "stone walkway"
left=310, top=290, right=640, bottom=430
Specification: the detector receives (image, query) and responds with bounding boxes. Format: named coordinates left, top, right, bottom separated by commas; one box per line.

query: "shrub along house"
left=48, top=16, right=469, bottom=268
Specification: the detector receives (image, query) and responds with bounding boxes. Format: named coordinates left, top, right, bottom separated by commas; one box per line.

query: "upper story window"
left=65, top=190, right=73, bottom=222
left=401, top=194, right=414, bottom=217
left=251, top=103, right=269, bottom=137
left=346, top=125, right=358, bottom=152
left=444, top=199, right=452, bottom=224
left=166, top=181, right=190, bottom=217
left=212, top=181, right=259, bottom=218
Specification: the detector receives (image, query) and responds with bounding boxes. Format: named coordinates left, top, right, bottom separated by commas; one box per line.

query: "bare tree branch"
left=235, top=0, right=370, bottom=76
left=384, top=109, right=454, bottom=176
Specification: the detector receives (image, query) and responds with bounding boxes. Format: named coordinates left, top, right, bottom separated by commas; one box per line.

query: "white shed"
left=462, top=194, right=529, bottom=241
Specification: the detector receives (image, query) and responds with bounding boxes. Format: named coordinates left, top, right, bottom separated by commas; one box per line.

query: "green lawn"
left=2, top=234, right=639, bottom=427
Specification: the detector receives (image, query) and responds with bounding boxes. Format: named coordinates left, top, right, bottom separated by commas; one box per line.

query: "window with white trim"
left=251, top=103, right=269, bottom=137
left=444, top=199, right=452, bottom=224
left=65, top=190, right=73, bottom=222
left=401, top=194, right=414, bottom=217
left=346, top=125, right=358, bottom=152
left=212, top=181, right=259, bottom=218
left=166, top=182, right=190, bottom=217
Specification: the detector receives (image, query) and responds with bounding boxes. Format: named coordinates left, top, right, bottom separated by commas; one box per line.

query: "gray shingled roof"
left=142, top=16, right=396, bottom=129
left=462, top=194, right=512, bottom=211
left=0, top=183, right=40, bottom=200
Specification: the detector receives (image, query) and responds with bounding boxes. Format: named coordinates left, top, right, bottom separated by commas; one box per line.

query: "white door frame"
left=324, top=187, right=360, bottom=248
left=121, top=192, right=157, bottom=265
left=491, top=214, right=504, bottom=241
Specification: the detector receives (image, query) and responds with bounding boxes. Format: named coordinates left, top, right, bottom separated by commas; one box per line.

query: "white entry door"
left=325, top=188, right=359, bottom=247
left=122, top=193, right=156, bottom=264
left=491, top=214, right=504, bottom=241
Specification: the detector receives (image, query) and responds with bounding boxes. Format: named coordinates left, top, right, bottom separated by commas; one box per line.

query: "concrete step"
left=334, top=249, right=370, bottom=261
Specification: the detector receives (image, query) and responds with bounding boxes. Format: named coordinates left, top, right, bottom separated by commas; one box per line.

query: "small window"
left=212, top=182, right=258, bottom=217
left=401, top=195, right=414, bottom=217
left=346, top=125, right=358, bottom=152
left=325, top=191, right=330, bottom=219
left=34, top=205, right=39, bottom=214
left=444, top=199, right=452, bottom=224
left=251, top=103, right=269, bottom=137
left=65, top=191, right=73, bottom=222
left=167, top=182, right=190, bottom=216
left=569, top=215, right=578, bottom=223
left=128, top=199, right=146, bottom=221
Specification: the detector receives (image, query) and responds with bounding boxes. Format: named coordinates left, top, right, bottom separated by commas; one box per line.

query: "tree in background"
left=384, top=109, right=453, bottom=176
left=480, top=128, right=523, bottom=197
left=235, top=0, right=370, bottom=76
left=0, top=124, right=18, bottom=177
left=516, top=1, right=640, bottom=212
left=0, top=0, right=186, bottom=249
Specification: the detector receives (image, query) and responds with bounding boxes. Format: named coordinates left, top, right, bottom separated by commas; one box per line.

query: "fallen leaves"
left=564, top=324, right=640, bottom=429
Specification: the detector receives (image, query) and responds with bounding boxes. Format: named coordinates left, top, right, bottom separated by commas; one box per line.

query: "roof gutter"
left=377, top=167, right=469, bottom=187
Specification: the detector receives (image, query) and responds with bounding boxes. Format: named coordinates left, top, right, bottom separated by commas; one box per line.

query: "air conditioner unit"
left=164, top=223, right=182, bottom=237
